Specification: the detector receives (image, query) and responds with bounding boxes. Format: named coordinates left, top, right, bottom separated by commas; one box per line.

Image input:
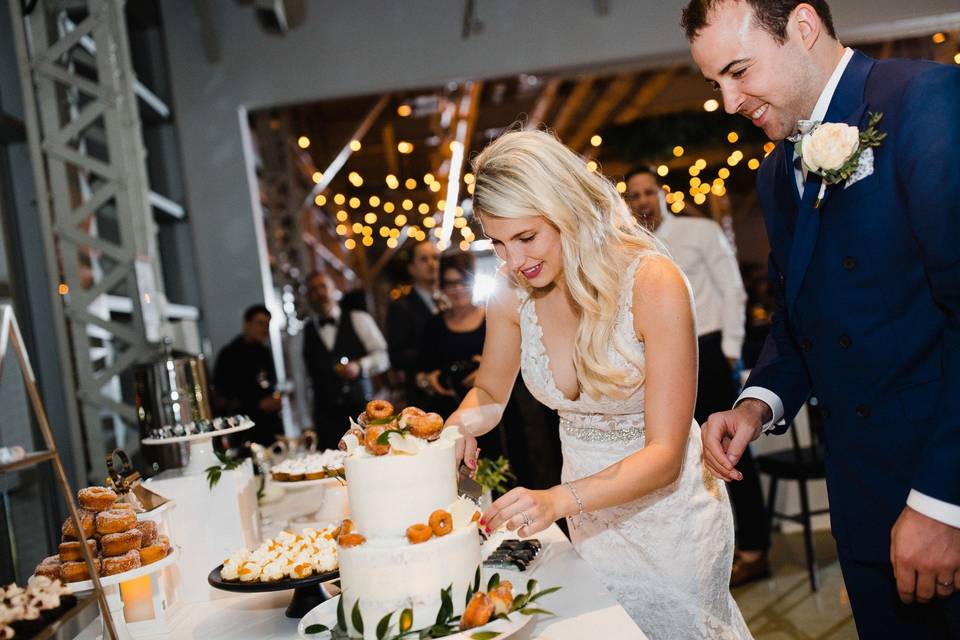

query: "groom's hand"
left=891, top=506, right=960, bottom=603
left=701, top=400, right=767, bottom=481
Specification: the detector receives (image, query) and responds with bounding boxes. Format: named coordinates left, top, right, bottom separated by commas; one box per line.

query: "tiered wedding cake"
left=336, top=405, right=482, bottom=639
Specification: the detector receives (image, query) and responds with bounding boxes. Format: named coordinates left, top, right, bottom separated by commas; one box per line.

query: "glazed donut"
left=405, top=412, right=444, bottom=440
left=95, top=509, right=136, bottom=535
left=337, top=533, right=366, bottom=548
left=489, top=581, right=514, bottom=615
left=331, top=518, right=353, bottom=540
left=138, top=542, right=168, bottom=566
left=58, top=539, right=98, bottom=562
left=365, top=400, right=395, bottom=420
left=78, top=486, right=117, bottom=512
left=34, top=562, right=61, bottom=581
left=102, top=550, right=141, bottom=576
left=60, top=559, right=101, bottom=583
left=100, top=529, right=142, bottom=557
left=459, top=592, right=494, bottom=630
left=405, top=523, right=433, bottom=544
left=364, top=425, right=391, bottom=456
left=61, top=510, right=95, bottom=540
left=428, top=509, right=453, bottom=537
left=399, top=406, right=425, bottom=419
left=135, top=521, right=159, bottom=547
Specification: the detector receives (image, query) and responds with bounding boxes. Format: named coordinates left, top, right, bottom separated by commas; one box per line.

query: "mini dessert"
left=100, top=529, right=142, bottom=557
left=77, top=486, right=118, bottom=512
left=135, top=520, right=159, bottom=547
left=338, top=533, right=366, bottom=548
left=60, top=559, right=101, bottom=583
left=364, top=425, right=391, bottom=456
left=60, top=510, right=95, bottom=540
left=405, top=523, right=433, bottom=544
left=58, top=539, right=97, bottom=562
left=102, top=550, right=141, bottom=576
left=108, top=501, right=136, bottom=514
left=219, top=526, right=338, bottom=583
left=460, top=592, right=494, bottom=631
left=270, top=450, right=346, bottom=482
left=238, top=561, right=262, bottom=583
left=404, top=411, right=444, bottom=440
left=428, top=509, right=453, bottom=537
left=365, top=399, right=394, bottom=420
left=95, top=508, right=136, bottom=535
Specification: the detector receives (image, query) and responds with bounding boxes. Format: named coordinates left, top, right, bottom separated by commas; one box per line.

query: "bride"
left=446, top=129, right=752, bottom=639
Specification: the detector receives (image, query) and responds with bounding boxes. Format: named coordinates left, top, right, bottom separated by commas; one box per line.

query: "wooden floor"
left=735, top=529, right=858, bottom=640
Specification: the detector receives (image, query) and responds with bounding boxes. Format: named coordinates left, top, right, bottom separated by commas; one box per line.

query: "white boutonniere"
left=797, top=112, right=887, bottom=207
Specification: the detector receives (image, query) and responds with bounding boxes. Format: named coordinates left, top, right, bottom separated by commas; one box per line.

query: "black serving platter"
left=207, top=565, right=339, bottom=618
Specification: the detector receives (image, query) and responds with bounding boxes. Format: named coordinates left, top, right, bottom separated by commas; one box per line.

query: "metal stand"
left=0, top=305, right=118, bottom=639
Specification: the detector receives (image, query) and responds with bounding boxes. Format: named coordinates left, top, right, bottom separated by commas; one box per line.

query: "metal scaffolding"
left=8, top=0, right=172, bottom=479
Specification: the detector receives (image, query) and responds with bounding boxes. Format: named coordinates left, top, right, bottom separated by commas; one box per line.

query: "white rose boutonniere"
left=797, top=112, right=887, bottom=206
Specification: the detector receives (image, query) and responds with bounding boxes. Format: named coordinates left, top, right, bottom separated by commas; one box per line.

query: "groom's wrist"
left=736, top=398, right=772, bottom=429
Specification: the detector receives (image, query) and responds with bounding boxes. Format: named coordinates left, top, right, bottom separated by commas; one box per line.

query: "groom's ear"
left=792, top=4, right=822, bottom=51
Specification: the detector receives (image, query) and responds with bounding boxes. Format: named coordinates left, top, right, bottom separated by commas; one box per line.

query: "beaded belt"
left=559, top=415, right=645, bottom=443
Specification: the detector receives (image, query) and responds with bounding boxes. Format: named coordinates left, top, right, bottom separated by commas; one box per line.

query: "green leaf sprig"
left=474, top=456, right=516, bottom=496
left=204, top=450, right=241, bottom=490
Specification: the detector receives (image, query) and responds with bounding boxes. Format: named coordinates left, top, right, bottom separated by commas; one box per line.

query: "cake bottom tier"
left=338, top=524, right=482, bottom=639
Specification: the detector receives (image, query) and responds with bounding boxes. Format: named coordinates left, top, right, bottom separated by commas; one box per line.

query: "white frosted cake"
left=336, top=407, right=482, bottom=640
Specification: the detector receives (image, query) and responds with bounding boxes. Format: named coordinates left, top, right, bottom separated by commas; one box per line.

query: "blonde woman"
left=447, top=129, right=751, bottom=639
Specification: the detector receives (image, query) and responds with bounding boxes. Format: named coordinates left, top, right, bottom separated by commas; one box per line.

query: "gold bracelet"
left=563, top=481, right=584, bottom=529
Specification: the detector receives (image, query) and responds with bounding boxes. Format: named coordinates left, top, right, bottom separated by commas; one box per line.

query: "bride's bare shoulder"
left=486, top=265, right=523, bottom=323
left=631, top=253, right=693, bottom=329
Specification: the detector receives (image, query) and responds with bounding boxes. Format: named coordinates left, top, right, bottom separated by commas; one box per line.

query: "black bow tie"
left=316, top=317, right=336, bottom=328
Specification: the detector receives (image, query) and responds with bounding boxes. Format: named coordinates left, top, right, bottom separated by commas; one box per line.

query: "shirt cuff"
left=721, top=337, right=743, bottom=362
left=736, top=386, right=785, bottom=433
left=907, top=490, right=960, bottom=528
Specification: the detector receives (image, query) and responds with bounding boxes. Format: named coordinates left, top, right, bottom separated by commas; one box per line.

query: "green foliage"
left=204, top=450, right=241, bottom=490
left=474, top=456, right=515, bottom=495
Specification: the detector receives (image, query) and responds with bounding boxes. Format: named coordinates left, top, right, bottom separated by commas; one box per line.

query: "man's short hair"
left=681, top=0, right=836, bottom=43
left=624, top=165, right=662, bottom=187
left=243, top=304, right=271, bottom=322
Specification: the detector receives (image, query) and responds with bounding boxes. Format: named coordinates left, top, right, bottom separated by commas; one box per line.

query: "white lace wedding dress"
left=517, top=257, right=752, bottom=640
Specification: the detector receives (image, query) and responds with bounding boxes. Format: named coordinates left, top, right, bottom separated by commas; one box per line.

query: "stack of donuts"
left=340, top=401, right=447, bottom=456
left=33, top=486, right=171, bottom=583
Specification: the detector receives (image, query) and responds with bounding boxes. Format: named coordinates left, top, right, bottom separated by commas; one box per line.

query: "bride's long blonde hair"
left=471, top=128, right=660, bottom=400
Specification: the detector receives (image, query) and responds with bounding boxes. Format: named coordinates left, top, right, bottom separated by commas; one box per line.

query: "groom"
left=682, top=0, right=960, bottom=636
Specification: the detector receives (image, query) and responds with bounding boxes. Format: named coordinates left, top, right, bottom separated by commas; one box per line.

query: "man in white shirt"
left=626, top=166, right=768, bottom=586
left=290, top=271, right=389, bottom=450
left=685, top=0, right=960, bottom=635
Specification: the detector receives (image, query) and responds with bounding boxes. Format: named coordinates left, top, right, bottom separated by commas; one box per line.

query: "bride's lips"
left=519, top=263, right=544, bottom=280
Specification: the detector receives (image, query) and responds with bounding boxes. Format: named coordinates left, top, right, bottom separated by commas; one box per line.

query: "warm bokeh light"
left=454, top=217, right=467, bottom=228
left=351, top=222, right=363, bottom=234
left=718, top=168, right=731, bottom=179
left=657, top=165, right=669, bottom=177
left=466, top=184, right=475, bottom=195
left=364, top=212, right=378, bottom=224
left=695, top=159, right=707, bottom=170
left=932, top=32, right=946, bottom=44
left=397, top=104, right=412, bottom=117
left=314, top=194, right=327, bottom=206
left=671, top=201, right=685, bottom=213
left=764, top=141, right=776, bottom=154
left=955, top=52, right=960, bottom=64
left=418, top=203, right=430, bottom=214
left=703, top=99, right=720, bottom=112
left=387, top=237, right=399, bottom=248
left=348, top=171, right=363, bottom=187
left=423, top=216, right=437, bottom=228
left=395, top=214, right=408, bottom=226
left=673, top=146, right=685, bottom=157
left=379, top=226, right=390, bottom=238
left=748, top=158, right=761, bottom=170
left=297, top=136, right=310, bottom=148
left=694, top=193, right=707, bottom=205
left=334, top=193, right=346, bottom=205
left=345, top=238, right=356, bottom=250
left=586, top=160, right=598, bottom=172
left=336, top=224, right=347, bottom=236
left=312, top=171, right=323, bottom=183
left=349, top=197, right=361, bottom=209
left=386, top=174, right=399, bottom=189
left=383, top=201, right=395, bottom=213
left=362, top=226, right=373, bottom=236
left=690, top=177, right=702, bottom=188
left=727, top=132, right=739, bottom=143
left=397, top=141, right=414, bottom=154
left=616, top=181, right=627, bottom=193
left=349, top=140, right=362, bottom=152
left=423, top=173, right=435, bottom=185
left=429, top=182, right=441, bottom=193
left=402, top=199, right=413, bottom=210
left=368, top=195, right=381, bottom=207
left=590, top=134, right=603, bottom=147
left=463, top=173, right=475, bottom=184
left=58, top=283, right=69, bottom=295
left=336, top=210, right=349, bottom=222
left=688, top=166, right=701, bottom=176
left=362, top=236, right=374, bottom=247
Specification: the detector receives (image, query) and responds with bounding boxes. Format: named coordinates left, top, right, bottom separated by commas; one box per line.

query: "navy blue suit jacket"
left=745, top=51, right=960, bottom=561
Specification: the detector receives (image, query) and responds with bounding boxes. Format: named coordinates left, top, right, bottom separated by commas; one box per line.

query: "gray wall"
left=160, top=0, right=960, bottom=353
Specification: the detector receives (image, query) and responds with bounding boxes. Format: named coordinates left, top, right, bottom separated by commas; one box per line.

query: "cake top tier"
left=339, top=401, right=460, bottom=459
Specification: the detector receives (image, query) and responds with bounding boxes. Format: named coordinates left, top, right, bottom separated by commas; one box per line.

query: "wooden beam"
left=613, top=66, right=680, bottom=125
left=551, top=75, right=595, bottom=141
left=524, top=77, right=561, bottom=130
left=567, top=76, right=635, bottom=152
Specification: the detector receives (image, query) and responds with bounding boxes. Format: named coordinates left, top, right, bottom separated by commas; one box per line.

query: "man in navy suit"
left=683, top=1, right=960, bottom=636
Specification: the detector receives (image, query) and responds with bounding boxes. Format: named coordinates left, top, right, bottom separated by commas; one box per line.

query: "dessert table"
left=71, top=482, right=648, bottom=639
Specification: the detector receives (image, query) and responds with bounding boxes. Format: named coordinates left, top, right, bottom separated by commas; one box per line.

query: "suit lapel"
left=783, top=51, right=876, bottom=314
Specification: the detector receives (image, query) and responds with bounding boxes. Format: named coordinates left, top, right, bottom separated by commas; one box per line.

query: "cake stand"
left=141, top=421, right=253, bottom=475
left=208, top=565, right=339, bottom=618
left=66, top=546, right=180, bottom=640
left=272, top=476, right=343, bottom=491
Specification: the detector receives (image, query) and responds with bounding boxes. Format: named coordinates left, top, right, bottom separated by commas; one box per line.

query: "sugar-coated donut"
left=406, top=412, right=444, bottom=440
left=95, top=509, right=136, bottom=535
left=138, top=543, right=168, bottom=566
left=34, top=562, right=61, bottom=580
left=405, top=523, right=433, bottom=544
left=364, top=425, right=391, bottom=456
left=100, top=529, right=142, bottom=557
left=61, top=510, right=95, bottom=540
left=429, top=509, right=453, bottom=537
left=60, top=559, right=101, bottom=583
left=134, top=521, right=159, bottom=547
left=102, top=550, right=141, bottom=576
left=77, top=486, right=118, bottom=512
left=58, top=539, right=97, bottom=562
left=460, top=593, right=494, bottom=630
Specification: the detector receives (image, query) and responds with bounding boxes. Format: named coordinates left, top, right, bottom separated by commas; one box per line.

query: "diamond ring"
left=938, top=580, right=953, bottom=588
left=521, top=511, right=531, bottom=527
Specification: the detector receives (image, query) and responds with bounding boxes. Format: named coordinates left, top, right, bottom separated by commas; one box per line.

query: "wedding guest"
left=685, top=1, right=960, bottom=635
left=290, top=271, right=389, bottom=450
left=626, top=165, right=769, bottom=586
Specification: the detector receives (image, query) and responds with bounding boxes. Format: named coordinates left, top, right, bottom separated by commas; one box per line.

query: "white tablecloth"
left=75, top=483, right=646, bottom=639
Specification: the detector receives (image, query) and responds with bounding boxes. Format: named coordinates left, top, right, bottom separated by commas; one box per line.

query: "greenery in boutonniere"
left=205, top=450, right=241, bottom=490
left=798, top=111, right=886, bottom=186
left=303, top=568, right=559, bottom=639
left=474, top=456, right=516, bottom=496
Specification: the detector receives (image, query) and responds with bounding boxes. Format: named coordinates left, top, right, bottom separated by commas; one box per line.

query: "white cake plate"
left=66, top=546, right=180, bottom=640
left=141, top=422, right=253, bottom=475
left=297, top=569, right=534, bottom=640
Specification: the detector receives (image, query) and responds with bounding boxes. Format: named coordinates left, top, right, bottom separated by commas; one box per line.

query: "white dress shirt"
left=288, top=306, right=390, bottom=429
left=655, top=210, right=747, bottom=360
left=739, top=46, right=960, bottom=528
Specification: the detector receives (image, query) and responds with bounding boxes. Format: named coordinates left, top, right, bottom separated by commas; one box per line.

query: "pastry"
left=60, top=559, right=101, bottom=583
left=60, top=510, right=95, bottom=540
left=102, top=550, right=141, bottom=576
left=58, top=539, right=97, bottom=562
left=134, top=521, right=158, bottom=547
left=95, top=509, right=136, bottom=535
left=100, top=529, right=142, bottom=557
left=77, top=486, right=117, bottom=512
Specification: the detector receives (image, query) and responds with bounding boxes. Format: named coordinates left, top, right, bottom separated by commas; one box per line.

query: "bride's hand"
left=446, top=411, right=480, bottom=470
left=480, top=486, right=560, bottom=538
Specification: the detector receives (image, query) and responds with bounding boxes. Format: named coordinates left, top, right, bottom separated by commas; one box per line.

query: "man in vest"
left=291, top=271, right=389, bottom=450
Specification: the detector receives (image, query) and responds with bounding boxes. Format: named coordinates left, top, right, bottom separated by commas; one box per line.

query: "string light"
left=349, top=197, right=361, bottom=209
left=423, top=217, right=437, bottom=228
left=312, top=171, right=323, bottom=183
left=718, top=168, right=731, bottom=179
left=932, top=32, right=946, bottom=44
left=387, top=237, right=399, bottom=248
left=369, top=195, right=381, bottom=207
left=345, top=238, right=356, bottom=250
left=763, top=141, right=776, bottom=154
left=397, top=104, right=412, bottom=117
left=348, top=171, right=363, bottom=187
left=314, top=194, right=327, bottom=206
left=590, top=134, right=603, bottom=147
left=362, top=236, right=374, bottom=247
left=379, top=226, right=390, bottom=238
left=395, top=214, right=408, bottom=226
left=386, top=174, right=399, bottom=189
left=673, top=146, right=685, bottom=157
left=437, top=200, right=446, bottom=210
left=362, top=226, right=373, bottom=236
left=463, top=173, right=475, bottom=184
left=429, top=181, right=441, bottom=192
left=58, top=283, right=69, bottom=295
left=402, top=199, right=413, bottom=210
left=364, top=212, right=378, bottom=224
left=703, top=99, right=720, bottom=112
left=727, top=132, right=739, bottom=143
left=454, top=217, right=467, bottom=228
left=418, top=203, right=430, bottom=214
left=390, top=229, right=400, bottom=239
left=699, top=183, right=710, bottom=194
left=423, top=173, right=435, bottom=185
left=349, top=140, right=362, bottom=151
left=694, top=193, right=707, bottom=205
left=690, top=177, right=701, bottom=188
left=671, top=201, right=685, bottom=213
left=336, top=210, right=348, bottom=222
left=689, top=166, right=701, bottom=176
left=657, top=165, right=669, bottom=177
left=397, top=141, right=414, bottom=154
left=334, top=193, right=346, bottom=205
left=351, top=222, right=363, bottom=234
left=297, top=136, right=310, bottom=148
left=586, top=160, right=598, bottom=172
left=467, top=184, right=475, bottom=195
left=336, top=224, right=348, bottom=236
left=405, top=178, right=417, bottom=189
left=954, top=52, right=960, bottom=64
left=616, top=181, right=627, bottom=193
left=748, top=158, right=761, bottom=170
left=460, top=240, right=471, bottom=251
left=383, top=202, right=395, bottom=213
left=695, top=159, right=707, bottom=170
